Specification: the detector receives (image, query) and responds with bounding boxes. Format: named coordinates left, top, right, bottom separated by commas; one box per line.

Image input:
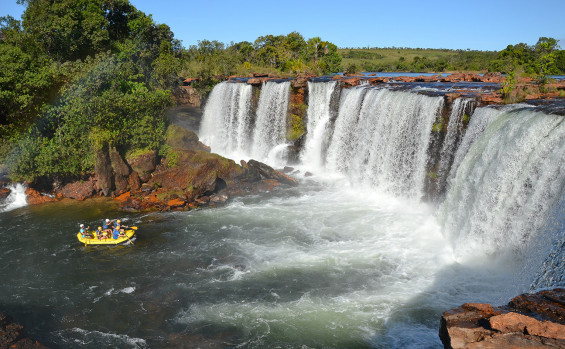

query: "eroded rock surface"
left=440, top=288, right=565, bottom=348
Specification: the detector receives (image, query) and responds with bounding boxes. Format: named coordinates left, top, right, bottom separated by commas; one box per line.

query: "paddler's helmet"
left=117, top=219, right=121, bottom=223
left=98, top=226, right=102, bottom=230
left=80, top=223, right=84, bottom=227
left=105, top=218, right=110, bottom=223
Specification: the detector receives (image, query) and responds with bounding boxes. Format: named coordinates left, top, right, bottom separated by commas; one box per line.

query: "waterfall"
left=251, top=81, right=291, bottom=160
left=439, top=107, right=565, bottom=259
left=447, top=104, right=527, bottom=185
left=0, top=183, right=27, bottom=213
left=300, top=81, right=337, bottom=170
left=326, top=87, right=444, bottom=199
left=437, top=98, right=474, bottom=188
left=199, top=82, right=253, bottom=158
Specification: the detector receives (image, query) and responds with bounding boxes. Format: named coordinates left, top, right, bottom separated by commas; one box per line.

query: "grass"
left=339, top=48, right=458, bottom=66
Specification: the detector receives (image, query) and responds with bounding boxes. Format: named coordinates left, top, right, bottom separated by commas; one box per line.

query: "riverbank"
left=3, top=125, right=298, bottom=213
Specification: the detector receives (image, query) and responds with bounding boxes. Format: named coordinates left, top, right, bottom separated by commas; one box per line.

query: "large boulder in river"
left=439, top=288, right=565, bottom=348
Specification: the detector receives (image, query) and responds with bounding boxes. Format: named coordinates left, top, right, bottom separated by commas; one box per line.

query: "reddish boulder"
left=175, top=86, right=201, bottom=107
left=440, top=288, right=565, bottom=349
left=481, top=93, right=504, bottom=105
left=167, top=198, right=185, bottom=208
left=115, top=191, right=131, bottom=203
left=25, top=188, right=55, bottom=205
left=395, top=76, right=416, bottom=82
left=58, top=178, right=95, bottom=200
left=489, top=312, right=565, bottom=340
left=0, top=312, right=46, bottom=349
left=342, top=77, right=361, bottom=87
left=128, top=171, right=141, bottom=192
left=481, top=72, right=504, bottom=83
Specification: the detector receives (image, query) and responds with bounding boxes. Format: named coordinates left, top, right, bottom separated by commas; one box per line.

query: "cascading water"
left=326, top=87, right=444, bottom=199
left=199, top=82, right=253, bottom=158
left=300, top=81, right=337, bottom=170
left=437, top=98, right=474, bottom=189
left=0, top=183, right=27, bottom=213
left=447, top=104, right=527, bottom=184
left=251, top=81, right=291, bottom=161
left=439, top=107, right=565, bottom=260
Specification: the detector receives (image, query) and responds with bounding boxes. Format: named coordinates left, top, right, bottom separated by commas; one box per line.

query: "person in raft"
left=79, top=224, right=91, bottom=239
left=95, top=226, right=105, bottom=240
left=102, top=218, right=113, bottom=234
left=112, top=220, right=127, bottom=239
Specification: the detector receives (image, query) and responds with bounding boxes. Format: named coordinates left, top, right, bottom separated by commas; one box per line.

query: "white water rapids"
left=0, top=183, right=27, bottom=213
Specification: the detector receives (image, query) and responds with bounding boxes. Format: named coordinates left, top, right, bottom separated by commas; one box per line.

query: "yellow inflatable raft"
left=77, top=229, right=136, bottom=245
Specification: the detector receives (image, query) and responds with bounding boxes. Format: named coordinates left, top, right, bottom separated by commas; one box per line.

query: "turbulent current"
left=1, top=81, right=564, bottom=348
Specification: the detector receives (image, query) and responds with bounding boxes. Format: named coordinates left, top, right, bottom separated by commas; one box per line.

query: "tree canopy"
left=1, top=0, right=181, bottom=181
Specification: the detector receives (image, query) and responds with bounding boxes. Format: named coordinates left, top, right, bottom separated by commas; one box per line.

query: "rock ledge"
left=440, top=288, right=565, bottom=348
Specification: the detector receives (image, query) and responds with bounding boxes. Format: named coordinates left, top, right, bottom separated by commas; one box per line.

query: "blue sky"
left=3, top=0, right=565, bottom=51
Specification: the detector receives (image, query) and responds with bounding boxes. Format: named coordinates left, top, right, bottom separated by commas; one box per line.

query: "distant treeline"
left=181, top=32, right=342, bottom=92
left=339, top=41, right=565, bottom=76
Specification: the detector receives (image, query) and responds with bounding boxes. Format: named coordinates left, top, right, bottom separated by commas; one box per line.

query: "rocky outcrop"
left=94, top=144, right=113, bottom=196
left=439, top=288, right=565, bottom=348
left=58, top=177, right=95, bottom=200
left=0, top=312, right=46, bottom=349
left=175, top=86, right=201, bottom=107
left=24, top=188, right=56, bottom=205
left=115, top=126, right=299, bottom=212
left=109, top=147, right=131, bottom=195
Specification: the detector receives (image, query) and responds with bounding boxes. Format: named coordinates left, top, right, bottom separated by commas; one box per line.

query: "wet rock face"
left=115, top=126, right=299, bottom=212
left=58, top=177, right=95, bottom=200
left=95, top=145, right=113, bottom=196
left=0, top=312, right=46, bottom=349
left=439, top=288, right=565, bottom=348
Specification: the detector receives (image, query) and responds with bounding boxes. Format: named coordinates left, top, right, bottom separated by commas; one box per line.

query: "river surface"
left=0, top=177, right=527, bottom=348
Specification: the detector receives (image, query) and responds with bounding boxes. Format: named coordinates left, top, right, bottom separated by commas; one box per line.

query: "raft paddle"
left=121, top=226, right=136, bottom=245
left=126, top=236, right=134, bottom=245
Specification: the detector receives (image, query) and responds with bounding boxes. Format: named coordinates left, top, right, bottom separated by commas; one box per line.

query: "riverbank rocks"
left=439, top=288, right=565, bottom=348
left=0, top=312, right=46, bottom=349
left=58, top=177, right=95, bottom=200
left=114, top=126, right=298, bottom=211
left=25, top=188, right=57, bottom=205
